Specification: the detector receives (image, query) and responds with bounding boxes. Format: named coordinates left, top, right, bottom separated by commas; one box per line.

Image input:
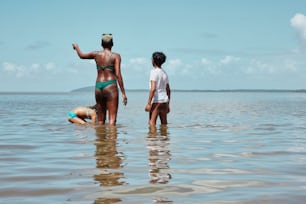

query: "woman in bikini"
left=68, top=105, right=97, bottom=125
left=72, top=34, right=127, bottom=126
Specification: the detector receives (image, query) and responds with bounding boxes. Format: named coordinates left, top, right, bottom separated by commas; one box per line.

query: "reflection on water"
left=94, top=126, right=125, bottom=203
left=2, top=92, right=306, bottom=203
left=94, top=197, right=122, bottom=204
left=147, top=125, right=172, bottom=184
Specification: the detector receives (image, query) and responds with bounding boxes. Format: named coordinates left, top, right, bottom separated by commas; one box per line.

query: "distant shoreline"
left=70, top=86, right=306, bottom=93
left=1, top=88, right=306, bottom=94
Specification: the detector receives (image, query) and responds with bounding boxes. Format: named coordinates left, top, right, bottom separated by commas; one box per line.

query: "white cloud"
left=220, top=55, right=240, bottom=65
left=245, top=59, right=275, bottom=74
left=283, top=59, right=298, bottom=72
left=2, top=62, right=26, bottom=78
left=291, top=13, right=306, bottom=40
left=197, top=56, right=241, bottom=75
left=3, top=62, right=17, bottom=72
left=180, top=64, right=192, bottom=76
left=45, top=62, right=55, bottom=71
left=2, top=62, right=58, bottom=78
left=167, top=59, right=183, bottom=74
left=126, top=57, right=148, bottom=71
left=172, top=50, right=305, bottom=79
left=129, top=57, right=147, bottom=65
left=204, top=65, right=221, bottom=75
left=31, top=63, right=40, bottom=71
left=201, top=58, right=211, bottom=65
left=291, top=13, right=306, bottom=50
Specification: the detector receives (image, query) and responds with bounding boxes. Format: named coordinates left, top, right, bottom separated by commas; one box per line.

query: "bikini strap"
left=96, top=51, right=114, bottom=70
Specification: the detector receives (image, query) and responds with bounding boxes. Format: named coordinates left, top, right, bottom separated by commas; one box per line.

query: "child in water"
left=68, top=105, right=97, bottom=124
left=145, top=52, right=171, bottom=126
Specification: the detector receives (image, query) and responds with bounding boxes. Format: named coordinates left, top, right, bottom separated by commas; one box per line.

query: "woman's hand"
left=72, top=43, right=78, bottom=50
left=122, top=94, right=128, bottom=106
left=145, top=104, right=151, bottom=112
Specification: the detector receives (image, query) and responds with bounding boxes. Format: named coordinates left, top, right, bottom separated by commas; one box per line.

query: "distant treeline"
left=71, top=86, right=306, bottom=93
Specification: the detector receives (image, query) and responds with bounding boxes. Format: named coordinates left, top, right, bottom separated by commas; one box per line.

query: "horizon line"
left=1, top=88, right=306, bottom=94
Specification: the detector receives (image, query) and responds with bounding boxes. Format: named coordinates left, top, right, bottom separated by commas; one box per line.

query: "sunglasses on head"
left=102, top=33, right=112, bottom=36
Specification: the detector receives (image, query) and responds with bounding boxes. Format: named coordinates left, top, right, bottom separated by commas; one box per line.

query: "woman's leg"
left=95, top=88, right=107, bottom=125
left=104, top=85, right=119, bottom=126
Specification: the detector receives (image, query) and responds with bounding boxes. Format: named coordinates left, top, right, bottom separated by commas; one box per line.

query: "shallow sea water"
left=1, top=91, right=306, bottom=204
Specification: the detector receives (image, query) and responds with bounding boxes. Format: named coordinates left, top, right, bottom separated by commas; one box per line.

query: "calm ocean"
left=1, top=91, right=306, bottom=204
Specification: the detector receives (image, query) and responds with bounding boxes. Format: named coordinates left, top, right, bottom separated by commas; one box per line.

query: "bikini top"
left=86, top=109, right=91, bottom=119
left=96, top=52, right=115, bottom=71
left=96, top=65, right=114, bottom=71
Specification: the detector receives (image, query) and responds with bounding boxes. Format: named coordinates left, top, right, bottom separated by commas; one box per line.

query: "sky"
left=1, top=0, right=306, bottom=92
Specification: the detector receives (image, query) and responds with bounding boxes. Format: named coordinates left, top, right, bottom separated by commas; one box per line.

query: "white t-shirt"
left=149, top=67, right=169, bottom=103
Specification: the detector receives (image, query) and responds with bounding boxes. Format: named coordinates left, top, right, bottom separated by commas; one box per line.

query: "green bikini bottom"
left=95, top=80, right=117, bottom=91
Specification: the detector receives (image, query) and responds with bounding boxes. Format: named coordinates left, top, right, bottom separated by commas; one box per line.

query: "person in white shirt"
left=145, top=52, right=171, bottom=126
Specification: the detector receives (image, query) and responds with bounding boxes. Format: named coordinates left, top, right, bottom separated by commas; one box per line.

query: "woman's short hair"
left=101, top=33, right=113, bottom=47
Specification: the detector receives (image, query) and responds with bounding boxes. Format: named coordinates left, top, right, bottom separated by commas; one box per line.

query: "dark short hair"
left=152, top=52, right=166, bottom=67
